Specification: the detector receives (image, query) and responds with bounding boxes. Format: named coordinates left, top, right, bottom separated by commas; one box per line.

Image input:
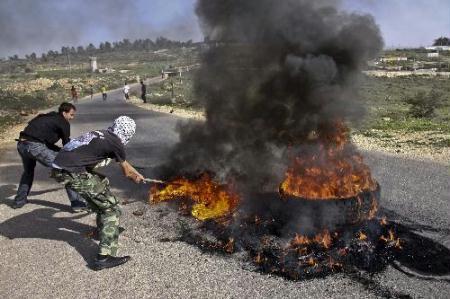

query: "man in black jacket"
left=13, top=102, right=86, bottom=211
left=140, top=80, right=147, bottom=103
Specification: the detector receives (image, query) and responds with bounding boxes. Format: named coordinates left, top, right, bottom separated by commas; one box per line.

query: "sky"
left=0, top=0, right=449, bottom=58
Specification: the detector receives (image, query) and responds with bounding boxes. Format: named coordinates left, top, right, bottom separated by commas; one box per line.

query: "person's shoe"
left=12, top=199, right=28, bottom=209
left=71, top=201, right=88, bottom=213
left=92, top=255, right=131, bottom=271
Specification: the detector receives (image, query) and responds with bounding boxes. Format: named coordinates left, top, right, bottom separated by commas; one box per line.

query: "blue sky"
left=342, top=0, right=450, bottom=48
left=1, top=0, right=449, bottom=57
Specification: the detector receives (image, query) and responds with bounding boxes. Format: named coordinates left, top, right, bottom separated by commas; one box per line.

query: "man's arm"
left=60, top=120, right=71, bottom=145
left=120, top=160, right=145, bottom=183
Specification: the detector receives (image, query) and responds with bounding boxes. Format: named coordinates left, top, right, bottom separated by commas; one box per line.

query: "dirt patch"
left=352, top=132, right=450, bottom=165
left=128, top=96, right=205, bottom=121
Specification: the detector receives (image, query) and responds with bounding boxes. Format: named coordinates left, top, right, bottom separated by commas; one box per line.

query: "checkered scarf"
left=107, top=116, right=136, bottom=145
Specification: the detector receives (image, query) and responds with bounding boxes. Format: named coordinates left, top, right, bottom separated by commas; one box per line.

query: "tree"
left=404, top=89, right=443, bottom=118
left=143, top=38, right=154, bottom=50
left=61, top=46, right=69, bottom=55
left=155, top=36, right=170, bottom=49
left=30, top=52, right=37, bottom=60
left=104, top=41, right=112, bottom=51
left=433, top=37, right=450, bottom=46
left=86, top=43, right=96, bottom=53
left=121, top=38, right=131, bottom=50
left=47, top=50, right=58, bottom=58
left=77, top=46, right=85, bottom=54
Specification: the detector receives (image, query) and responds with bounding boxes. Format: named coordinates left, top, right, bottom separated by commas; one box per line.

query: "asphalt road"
left=0, top=88, right=449, bottom=298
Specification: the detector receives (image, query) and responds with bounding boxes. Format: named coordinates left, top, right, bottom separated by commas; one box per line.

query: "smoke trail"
left=167, top=0, right=383, bottom=195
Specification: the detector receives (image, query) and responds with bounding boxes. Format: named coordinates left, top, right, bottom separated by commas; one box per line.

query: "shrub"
left=404, top=89, right=443, bottom=118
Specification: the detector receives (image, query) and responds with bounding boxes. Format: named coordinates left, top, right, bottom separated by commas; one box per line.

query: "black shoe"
left=12, top=199, right=28, bottom=209
left=71, top=201, right=88, bottom=213
left=92, top=255, right=131, bottom=271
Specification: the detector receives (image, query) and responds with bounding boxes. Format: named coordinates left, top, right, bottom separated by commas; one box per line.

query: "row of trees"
left=9, top=37, right=195, bottom=61
left=433, top=37, right=450, bottom=46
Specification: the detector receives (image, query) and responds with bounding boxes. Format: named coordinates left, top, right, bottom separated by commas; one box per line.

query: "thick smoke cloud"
left=166, top=0, right=383, bottom=196
left=0, top=0, right=201, bottom=57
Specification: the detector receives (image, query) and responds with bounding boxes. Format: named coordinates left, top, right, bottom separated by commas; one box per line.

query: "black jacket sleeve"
left=60, top=121, right=70, bottom=145
left=48, top=143, right=61, bottom=152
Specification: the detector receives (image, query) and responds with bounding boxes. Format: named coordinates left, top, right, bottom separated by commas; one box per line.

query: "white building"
left=425, top=46, right=450, bottom=51
left=89, top=57, right=97, bottom=72
left=380, top=56, right=408, bottom=62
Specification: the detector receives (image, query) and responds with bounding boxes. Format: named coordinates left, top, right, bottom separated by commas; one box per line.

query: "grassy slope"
left=0, top=47, right=200, bottom=134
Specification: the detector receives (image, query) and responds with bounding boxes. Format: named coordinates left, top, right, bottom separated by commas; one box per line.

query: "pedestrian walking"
left=123, top=82, right=130, bottom=100
left=71, top=85, right=78, bottom=102
left=140, top=80, right=147, bottom=103
left=101, top=86, right=107, bottom=101
left=89, top=85, right=94, bottom=100
left=13, top=102, right=86, bottom=212
left=52, top=116, right=144, bottom=270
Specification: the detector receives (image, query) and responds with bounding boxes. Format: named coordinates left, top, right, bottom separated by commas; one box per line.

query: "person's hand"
left=132, top=172, right=145, bottom=184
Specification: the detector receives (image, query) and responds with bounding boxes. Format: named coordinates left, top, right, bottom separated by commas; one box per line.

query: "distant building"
left=427, top=52, right=439, bottom=58
left=425, top=46, right=450, bottom=51
left=162, top=66, right=182, bottom=79
left=379, top=56, right=408, bottom=62
left=89, top=57, right=97, bottom=72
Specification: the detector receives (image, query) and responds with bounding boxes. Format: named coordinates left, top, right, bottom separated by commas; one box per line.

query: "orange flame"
left=358, top=231, right=368, bottom=241
left=380, top=229, right=402, bottom=249
left=291, top=230, right=333, bottom=249
left=280, top=122, right=377, bottom=199
left=224, top=238, right=235, bottom=253
left=307, top=257, right=318, bottom=267
left=314, top=230, right=332, bottom=249
left=149, top=173, right=240, bottom=221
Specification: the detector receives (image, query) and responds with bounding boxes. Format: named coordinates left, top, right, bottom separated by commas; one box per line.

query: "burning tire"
left=280, top=183, right=380, bottom=229
left=241, top=183, right=380, bottom=235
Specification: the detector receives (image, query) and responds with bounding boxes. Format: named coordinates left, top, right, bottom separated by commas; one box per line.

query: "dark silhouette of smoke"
left=167, top=0, right=383, bottom=196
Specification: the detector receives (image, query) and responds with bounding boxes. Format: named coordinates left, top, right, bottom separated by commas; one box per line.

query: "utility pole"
left=67, top=53, right=72, bottom=73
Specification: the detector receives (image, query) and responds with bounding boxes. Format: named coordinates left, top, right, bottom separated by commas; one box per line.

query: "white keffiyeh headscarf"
left=107, top=116, right=136, bottom=145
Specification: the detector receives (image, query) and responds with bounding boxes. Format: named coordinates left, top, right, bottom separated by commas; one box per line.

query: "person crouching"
left=51, top=116, right=144, bottom=270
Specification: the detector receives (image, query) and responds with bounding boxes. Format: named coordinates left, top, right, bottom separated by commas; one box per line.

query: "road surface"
left=1, top=88, right=449, bottom=298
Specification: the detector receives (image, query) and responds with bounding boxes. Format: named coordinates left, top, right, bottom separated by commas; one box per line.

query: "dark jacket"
left=19, top=112, right=70, bottom=151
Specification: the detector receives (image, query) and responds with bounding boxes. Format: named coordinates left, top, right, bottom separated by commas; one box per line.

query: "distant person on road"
left=89, top=85, right=94, bottom=100
left=140, top=80, right=147, bottom=103
left=52, top=116, right=145, bottom=271
left=123, top=82, right=130, bottom=101
left=101, top=86, right=107, bottom=101
left=13, top=102, right=86, bottom=212
left=71, top=85, right=78, bottom=102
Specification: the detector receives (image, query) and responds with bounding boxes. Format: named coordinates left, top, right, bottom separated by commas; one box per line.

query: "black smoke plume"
left=167, top=0, right=383, bottom=196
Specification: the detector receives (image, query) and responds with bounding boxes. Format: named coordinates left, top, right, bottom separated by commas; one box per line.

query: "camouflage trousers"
left=52, top=169, right=121, bottom=256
